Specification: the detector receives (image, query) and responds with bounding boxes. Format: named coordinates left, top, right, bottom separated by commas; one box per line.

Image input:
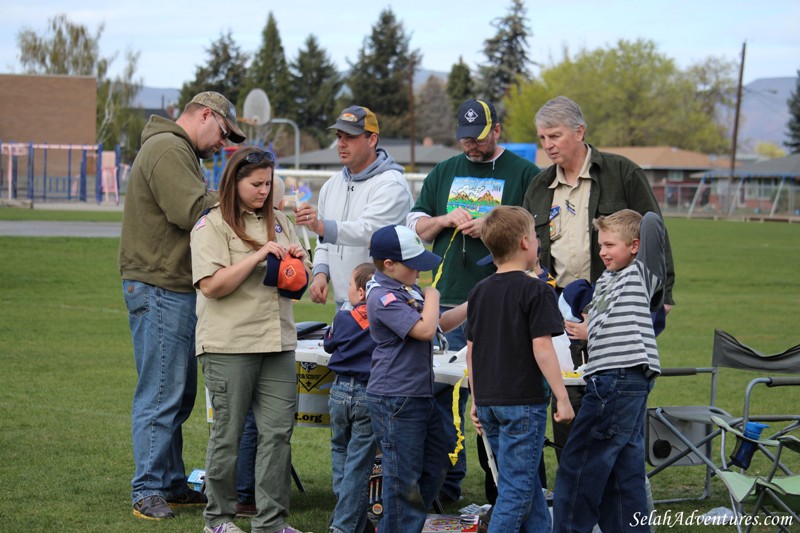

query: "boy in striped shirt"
left=553, top=209, right=667, bottom=533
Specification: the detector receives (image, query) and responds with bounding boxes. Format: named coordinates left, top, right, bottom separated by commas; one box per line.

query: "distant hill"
left=132, top=86, right=180, bottom=109
left=132, top=75, right=795, bottom=153
left=738, top=77, right=794, bottom=152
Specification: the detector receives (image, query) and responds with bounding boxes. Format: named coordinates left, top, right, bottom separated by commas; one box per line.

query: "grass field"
left=0, top=213, right=798, bottom=532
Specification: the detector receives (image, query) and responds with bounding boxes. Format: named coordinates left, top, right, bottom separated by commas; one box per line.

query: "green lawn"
left=0, top=216, right=798, bottom=532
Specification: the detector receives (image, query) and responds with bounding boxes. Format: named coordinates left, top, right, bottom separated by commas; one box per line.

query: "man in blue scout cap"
left=406, top=98, right=540, bottom=503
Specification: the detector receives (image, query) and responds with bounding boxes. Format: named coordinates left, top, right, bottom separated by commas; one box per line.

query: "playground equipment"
left=0, top=141, right=126, bottom=204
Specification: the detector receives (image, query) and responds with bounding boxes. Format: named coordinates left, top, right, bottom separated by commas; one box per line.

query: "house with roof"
left=296, top=137, right=461, bottom=174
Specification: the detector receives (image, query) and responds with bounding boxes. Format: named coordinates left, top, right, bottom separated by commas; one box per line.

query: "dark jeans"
left=553, top=366, right=653, bottom=533
left=367, top=394, right=450, bottom=533
left=236, top=410, right=257, bottom=505
left=436, top=312, right=469, bottom=501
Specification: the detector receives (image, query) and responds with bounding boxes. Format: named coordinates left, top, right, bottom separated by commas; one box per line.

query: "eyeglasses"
left=212, top=113, right=229, bottom=139
left=459, top=136, right=492, bottom=148
left=243, top=151, right=275, bottom=165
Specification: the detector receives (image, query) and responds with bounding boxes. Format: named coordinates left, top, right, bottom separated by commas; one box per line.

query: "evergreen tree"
left=416, top=75, right=456, bottom=145
left=345, top=8, right=420, bottom=138
left=786, top=67, right=800, bottom=153
left=447, top=57, right=474, bottom=117
left=179, top=31, right=248, bottom=112
left=476, top=0, right=532, bottom=110
left=291, top=35, right=343, bottom=147
left=244, top=13, right=294, bottom=120
left=17, top=13, right=143, bottom=159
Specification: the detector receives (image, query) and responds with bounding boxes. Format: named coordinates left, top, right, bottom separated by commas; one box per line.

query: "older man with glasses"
left=119, top=90, right=245, bottom=520
left=406, top=98, right=541, bottom=506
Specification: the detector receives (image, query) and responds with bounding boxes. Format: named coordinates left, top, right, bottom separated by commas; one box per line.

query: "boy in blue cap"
left=365, top=224, right=466, bottom=533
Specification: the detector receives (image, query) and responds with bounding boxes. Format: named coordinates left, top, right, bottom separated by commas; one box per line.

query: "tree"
left=17, top=14, right=143, bottom=159
left=755, top=142, right=786, bottom=159
left=786, top=67, right=800, bottom=153
left=346, top=8, right=420, bottom=138
left=447, top=57, right=474, bottom=117
left=290, top=35, right=342, bottom=147
left=475, top=0, right=532, bottom=111
left=179, top=31, right=248, bottom=112
left=503, top=39, right=731, bottom=153
left=416, top=75, right=456, bottom=145
left=244, top=13, right=294, bottom=120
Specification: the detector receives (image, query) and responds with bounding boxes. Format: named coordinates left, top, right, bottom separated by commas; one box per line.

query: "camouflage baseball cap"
left=190, top=91, right=246, bottom=143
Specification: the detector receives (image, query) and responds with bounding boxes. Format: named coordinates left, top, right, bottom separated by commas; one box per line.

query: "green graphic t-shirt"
left=411, top=151, right=539, bottom=305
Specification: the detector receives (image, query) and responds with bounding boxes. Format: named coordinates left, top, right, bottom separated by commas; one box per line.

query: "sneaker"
left=168, top=488, right=208, bottom=507
left=204, top=523, right=246, bottom=533
left=235, top=501, right=257, bottom=517
left=133, top=495, right=175, bottom=520
left=273, top=527, right=312, bottom=533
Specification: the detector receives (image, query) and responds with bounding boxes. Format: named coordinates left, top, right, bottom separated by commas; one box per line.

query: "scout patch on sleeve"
left=379, top=293, right=397, bottom=307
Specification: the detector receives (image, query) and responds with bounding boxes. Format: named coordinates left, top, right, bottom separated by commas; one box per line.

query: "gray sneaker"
left=133, top=495, right=175, bottom=520
left=204, top=523, right=246, bottom=533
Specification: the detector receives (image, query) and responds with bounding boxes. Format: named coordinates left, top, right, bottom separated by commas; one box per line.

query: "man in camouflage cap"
left=119, top=91, right=245, bottom=520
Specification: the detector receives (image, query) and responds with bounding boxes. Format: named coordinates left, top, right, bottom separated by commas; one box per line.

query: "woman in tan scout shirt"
left=190, top=146, right=311, bottom=533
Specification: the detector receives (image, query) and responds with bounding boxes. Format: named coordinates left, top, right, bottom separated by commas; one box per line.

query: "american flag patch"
left=379, top=293, right=397, bottom=307
left=194, top=216, right=206, bottom=230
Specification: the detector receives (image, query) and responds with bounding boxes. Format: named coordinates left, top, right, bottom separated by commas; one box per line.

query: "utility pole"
left=408, top=55, right=417, bottom=173
left=727, top=41, right=746, bottom=215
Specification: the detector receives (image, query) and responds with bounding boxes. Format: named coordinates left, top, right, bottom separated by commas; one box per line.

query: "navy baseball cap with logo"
left=263, top=254, right=308, bottom=299
left=370, top=225, right=442, bottom=272
left=328, top=106, right=380, bottom=135
left=456, top=99, right=498, bottom=141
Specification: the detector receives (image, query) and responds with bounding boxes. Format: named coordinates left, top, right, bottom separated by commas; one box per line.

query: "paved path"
left=0, top=220, right=121, bottom=238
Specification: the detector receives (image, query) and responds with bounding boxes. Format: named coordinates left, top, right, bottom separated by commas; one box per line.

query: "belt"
left=333, top=374, right=368, bottom=386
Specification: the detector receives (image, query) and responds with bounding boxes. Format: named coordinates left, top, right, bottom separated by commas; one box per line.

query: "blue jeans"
left=329, top=375, right=378, bottom=533
left=123, top=280, right=197, bottom=504
left=236, top=410, right=257, bottom=505
left=477, top=403, right=550, bottom=533
left=553, top=366, right=653, bottom=533
left=436, top=310, right=469, bottom=501
left=367, top=394, right=450, bottom=533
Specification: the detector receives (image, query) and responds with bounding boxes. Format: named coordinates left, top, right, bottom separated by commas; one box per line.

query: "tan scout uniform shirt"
left=549, top=146, right=593, bottom=288
left=191, top=205, right=311, bottom=356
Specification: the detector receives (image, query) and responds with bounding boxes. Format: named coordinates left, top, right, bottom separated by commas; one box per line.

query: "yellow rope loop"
left=431, top=228, right=459, bottom=289
left=447, top=369, right=468, bottom=466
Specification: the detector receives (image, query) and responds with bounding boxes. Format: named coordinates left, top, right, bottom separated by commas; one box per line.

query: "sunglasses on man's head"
left=243, top=151, right=275, bottom=165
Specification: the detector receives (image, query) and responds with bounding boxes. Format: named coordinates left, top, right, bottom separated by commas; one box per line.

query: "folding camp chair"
left=710, top=416, right=800, bottom=533
left=646, top=329, right=800, bottom=503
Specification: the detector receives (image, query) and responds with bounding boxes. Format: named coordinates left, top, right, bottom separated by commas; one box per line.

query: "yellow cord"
left=448, top=369, right=468, bottom=466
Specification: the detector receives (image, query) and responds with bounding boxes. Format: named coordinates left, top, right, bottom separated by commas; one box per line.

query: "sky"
left=1, top=0, right=798, bottom=90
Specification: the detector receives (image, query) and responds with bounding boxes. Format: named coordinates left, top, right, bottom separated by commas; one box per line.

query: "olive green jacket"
left=118, top=116, right=218, bottom=292
left=522, top=145, right=675, bottom=305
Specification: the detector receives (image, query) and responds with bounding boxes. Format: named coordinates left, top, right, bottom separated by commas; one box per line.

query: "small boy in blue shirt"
left=365, top=224, right=466, bottom=533
left=466, top=206, right=574, bottom=533
left=324, top=262, right=378, bottom=533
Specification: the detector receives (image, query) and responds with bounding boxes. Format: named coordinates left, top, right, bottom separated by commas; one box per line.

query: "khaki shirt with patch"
left=191, top=206, right=311, bottom=356
left=549, top=146, right=593, bottom=288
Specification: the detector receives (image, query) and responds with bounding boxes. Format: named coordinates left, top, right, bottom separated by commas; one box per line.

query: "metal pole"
left=272, top=118, right=300, bottom=169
